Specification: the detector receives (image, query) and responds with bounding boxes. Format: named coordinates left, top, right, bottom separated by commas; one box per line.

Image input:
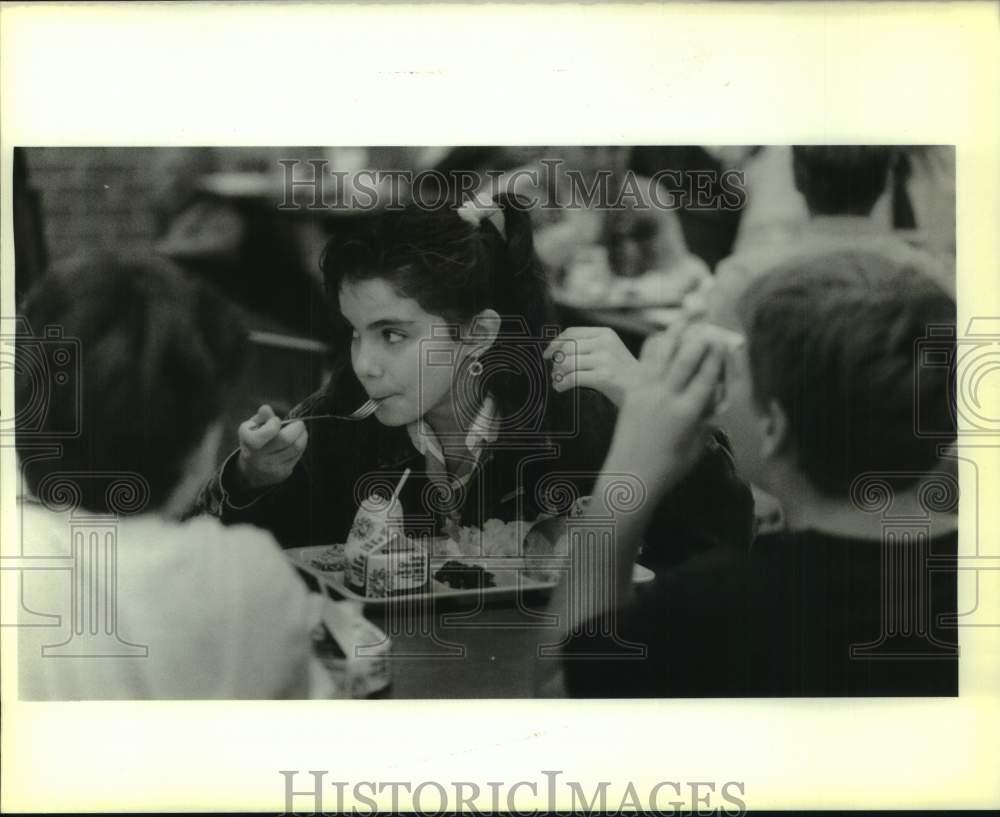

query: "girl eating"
left=199, top=194, right=617, bottom=547
left=199, top=193, right=750, bottom=570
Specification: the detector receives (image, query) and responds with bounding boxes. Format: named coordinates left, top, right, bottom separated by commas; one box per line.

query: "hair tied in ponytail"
left=457, top=192, right=506, bottom=239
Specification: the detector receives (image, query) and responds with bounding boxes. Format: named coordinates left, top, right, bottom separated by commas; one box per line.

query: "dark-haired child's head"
left=16, top=254, right=247, bottom=516
left=792, top=146, right=893, bottom=217
left=715, top=249, right=955, bottom=500
left=320, top=194, right=556, bottom=432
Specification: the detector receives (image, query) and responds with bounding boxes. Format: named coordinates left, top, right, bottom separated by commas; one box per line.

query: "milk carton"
left=344, top=494, right=429, bottom=597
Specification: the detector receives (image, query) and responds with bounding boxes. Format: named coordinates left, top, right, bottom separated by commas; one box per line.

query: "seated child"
left=553, top=248, right=958, bottom=697
left=718, top=146, right=954, bottom=297
left=15, top=254, right=330, bottom=699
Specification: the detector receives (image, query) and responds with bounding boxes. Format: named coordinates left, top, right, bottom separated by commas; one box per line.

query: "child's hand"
left=544, top=326, right=640, bottom=407
left=236, top=404, right=308, bottom=491
left=608, top=320, right=733, bottom=491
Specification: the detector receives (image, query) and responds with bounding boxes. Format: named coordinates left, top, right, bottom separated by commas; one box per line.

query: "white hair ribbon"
left=457, top=192, right=506, bottom=240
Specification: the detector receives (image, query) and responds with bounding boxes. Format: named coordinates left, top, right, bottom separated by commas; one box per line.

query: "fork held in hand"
left=277, top=398, right=381, bottom=427
left=246, top=398, right=380, bottom=431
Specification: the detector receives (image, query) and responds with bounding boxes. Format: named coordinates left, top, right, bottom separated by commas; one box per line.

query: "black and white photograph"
left=11, top=143, right=961, bottom=701
left=2, top=2, right=997, bottom=814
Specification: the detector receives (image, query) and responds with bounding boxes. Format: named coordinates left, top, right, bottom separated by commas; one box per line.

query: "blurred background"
left=14, top=145, right=956, bottom=467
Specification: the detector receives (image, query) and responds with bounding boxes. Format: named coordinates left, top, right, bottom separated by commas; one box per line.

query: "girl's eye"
left=383, top=329, right=406, bottom=345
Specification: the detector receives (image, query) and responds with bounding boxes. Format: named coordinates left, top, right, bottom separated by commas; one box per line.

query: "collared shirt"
left=404, top=396, right=503, bottom=530
left=406, top=395, right=500, bottom=495
left=202, top=392, right=509, bottom=539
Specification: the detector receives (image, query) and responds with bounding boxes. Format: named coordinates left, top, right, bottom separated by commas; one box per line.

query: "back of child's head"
left=320, top=193, right=563, bottom=429
left=791, top=146, right=893, bottom=216
left=738, top=249, right=955, bottom=496
left=16, top=253, right=248, bottom=514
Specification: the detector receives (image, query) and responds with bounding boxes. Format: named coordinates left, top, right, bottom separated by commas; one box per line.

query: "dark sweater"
left=564, top=527, right=958, bottom=697
left=196, top=364, right=753, bottom=557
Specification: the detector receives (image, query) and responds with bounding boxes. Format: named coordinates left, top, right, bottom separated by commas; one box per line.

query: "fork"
left=277, top=398, right=381, bottom=427
left=246, top=398, right=381, bottom=431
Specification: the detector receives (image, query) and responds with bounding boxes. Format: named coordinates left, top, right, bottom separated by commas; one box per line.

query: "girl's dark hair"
left=318, top=193, right=570, bottom=434
left=16, top=253, right=248, bottom=514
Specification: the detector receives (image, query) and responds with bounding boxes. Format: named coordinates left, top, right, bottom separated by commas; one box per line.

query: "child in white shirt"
left=15, top=253, right=331, bottom=700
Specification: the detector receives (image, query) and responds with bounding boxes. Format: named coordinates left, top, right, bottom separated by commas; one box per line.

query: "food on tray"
left=344, top=494, right=429, bottom=598
left=431, top=516, right=568, bottom=582
left=429, top=517, right=568, bottom=584
left=435, top=517, right=525, bottom=558
left=433, top=560, right=498, bottom=590
left=309, top=543, right=347, bottom=572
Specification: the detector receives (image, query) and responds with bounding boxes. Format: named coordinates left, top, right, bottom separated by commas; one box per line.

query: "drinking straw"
left=390, top=468, right=411, bottom=508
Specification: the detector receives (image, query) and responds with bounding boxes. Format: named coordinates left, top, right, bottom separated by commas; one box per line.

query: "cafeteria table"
left=367, top=594, right=559, bottom=698
left=297, top=566, right=566, bottom=698
left=298, top=568, right=657, bottom=699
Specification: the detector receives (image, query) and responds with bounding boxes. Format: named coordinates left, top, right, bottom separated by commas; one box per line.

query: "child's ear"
left=465, top=308, right=501, bottom=353
left=759, top=399, right=788, bottom=459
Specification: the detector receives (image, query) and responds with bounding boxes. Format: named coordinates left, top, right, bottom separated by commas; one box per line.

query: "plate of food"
left=288, top=485, right=654, bottom=606
left=286, top=541, right=654, bottom=607
left=290, top=546, right=557, bottom=605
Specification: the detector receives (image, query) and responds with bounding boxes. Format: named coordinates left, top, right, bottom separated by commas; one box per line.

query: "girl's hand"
left=544, top=326, right=640, bottom=407
left=607, top=321, right=736, bottom=492
left=235, top=404, right=308, bottom=491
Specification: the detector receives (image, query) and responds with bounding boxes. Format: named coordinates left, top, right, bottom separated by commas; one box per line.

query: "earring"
left=469, top=356, right=484, bottom=377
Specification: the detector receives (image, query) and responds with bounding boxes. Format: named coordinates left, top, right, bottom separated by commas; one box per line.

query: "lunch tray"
left=286, top=545, right=654, bottom=607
